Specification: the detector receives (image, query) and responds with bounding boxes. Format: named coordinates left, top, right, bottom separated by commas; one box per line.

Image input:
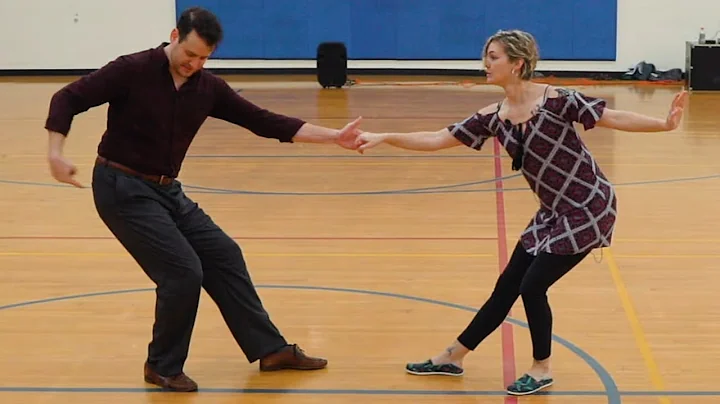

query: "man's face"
left=169, top=29, right=214, bottom=78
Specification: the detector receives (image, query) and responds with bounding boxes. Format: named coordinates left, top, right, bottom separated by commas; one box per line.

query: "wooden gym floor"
left=0, top=74, right=718, bottom=404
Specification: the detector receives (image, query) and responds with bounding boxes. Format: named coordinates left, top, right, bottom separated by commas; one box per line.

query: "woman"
left=355, top=30, right=687, bottom=396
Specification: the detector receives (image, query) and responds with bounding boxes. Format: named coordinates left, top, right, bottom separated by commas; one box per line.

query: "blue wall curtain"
left=176, top=0, right=617, bottom=61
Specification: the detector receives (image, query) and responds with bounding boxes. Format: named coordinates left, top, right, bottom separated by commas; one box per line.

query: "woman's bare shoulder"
left=477, top=102, right=500, bottom=115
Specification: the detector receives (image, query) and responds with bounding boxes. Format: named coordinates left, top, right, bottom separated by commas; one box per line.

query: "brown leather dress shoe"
left=144, top=362, right=198, bottom=392
left=259, top=344, right=328, bottom=371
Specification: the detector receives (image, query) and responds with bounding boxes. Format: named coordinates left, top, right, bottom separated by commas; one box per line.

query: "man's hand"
left=48, top=154, right=84, bottom=188
left=334, top=116, right=363, bottom=150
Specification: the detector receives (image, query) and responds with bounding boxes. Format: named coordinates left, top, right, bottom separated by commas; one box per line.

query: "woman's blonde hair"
left=483, top=30, right=539, bottom=80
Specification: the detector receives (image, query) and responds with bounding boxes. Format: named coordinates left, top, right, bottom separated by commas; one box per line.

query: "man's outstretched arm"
left=210, top=78, right=362, bottom=149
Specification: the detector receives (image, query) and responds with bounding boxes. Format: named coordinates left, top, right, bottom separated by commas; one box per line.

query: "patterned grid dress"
left=449, top=87, right=617, bottom=256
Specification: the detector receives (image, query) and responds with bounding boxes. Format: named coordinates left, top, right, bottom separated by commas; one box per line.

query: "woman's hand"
left=355, top=132, right=388, bottom=153
left=664, top=90, right=688, bottom=131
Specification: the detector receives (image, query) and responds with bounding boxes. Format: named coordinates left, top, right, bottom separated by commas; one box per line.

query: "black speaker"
left=685, top=41, right=720, bottom=91
left=316, top=42, right=347, bottom=88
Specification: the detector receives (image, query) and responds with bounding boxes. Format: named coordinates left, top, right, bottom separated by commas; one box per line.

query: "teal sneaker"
left=405, top=360, right=464, bottom=376
left=506, top=374, right=554, bottom=395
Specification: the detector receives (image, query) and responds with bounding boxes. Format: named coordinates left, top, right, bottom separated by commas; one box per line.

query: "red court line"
left=0, top=236, right=498, bottom=241
left=493, top=138, right=517, bottom=403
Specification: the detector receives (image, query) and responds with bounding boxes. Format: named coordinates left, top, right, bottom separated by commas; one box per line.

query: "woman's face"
left=483, top=41, right=521, bottom=85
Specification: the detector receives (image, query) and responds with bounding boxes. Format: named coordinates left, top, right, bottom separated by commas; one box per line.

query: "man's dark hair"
left=176, top=7, right=223, bottom=47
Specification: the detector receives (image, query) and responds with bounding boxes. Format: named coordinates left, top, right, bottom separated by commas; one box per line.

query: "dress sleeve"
left=446, top=113, right=495, bottom=151
left=561, top=89, right=607, bottom=130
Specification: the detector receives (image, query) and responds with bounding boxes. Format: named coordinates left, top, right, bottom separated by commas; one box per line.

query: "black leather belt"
left=95, top=156, right=174, bottom=185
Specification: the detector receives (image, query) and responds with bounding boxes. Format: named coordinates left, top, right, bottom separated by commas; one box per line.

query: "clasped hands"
left=334, top=116, right=386, bottom=153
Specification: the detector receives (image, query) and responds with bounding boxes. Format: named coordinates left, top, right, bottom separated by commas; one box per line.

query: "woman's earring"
left=511, top=69, right=516, bottom=75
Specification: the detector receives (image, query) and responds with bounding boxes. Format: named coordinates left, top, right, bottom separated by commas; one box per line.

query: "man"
left=44, top=7, right=361, bottom=392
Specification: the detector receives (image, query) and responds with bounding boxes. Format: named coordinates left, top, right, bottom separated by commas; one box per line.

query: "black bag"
left=316, top=42, right=347, bottom=88
left=621, top=61, right=656, bottom=81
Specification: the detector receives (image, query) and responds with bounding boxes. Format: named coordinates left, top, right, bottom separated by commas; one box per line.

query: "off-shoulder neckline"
left=475, top=86, right=573, bottom=127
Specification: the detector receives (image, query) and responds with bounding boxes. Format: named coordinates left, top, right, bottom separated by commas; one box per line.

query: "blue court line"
left=613, top=173, right=720, bottom=187
left=180, top=174, right=520, bottom=195
left=0, top=285, right=619, bottom=403
left=0, top=179, right=69, bottom=188
left=0, top=177, right=505, bottom=194
left=0, top=174, right=521, bottom=194
left=388, top=173, right=720, bottom=195
left=4, top=172, right=718, bottom=196
left=175, top=172, right=720, bottom=195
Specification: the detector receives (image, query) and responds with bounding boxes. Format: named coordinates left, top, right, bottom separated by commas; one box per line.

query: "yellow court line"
left=605, top=248, right=670, bottom=404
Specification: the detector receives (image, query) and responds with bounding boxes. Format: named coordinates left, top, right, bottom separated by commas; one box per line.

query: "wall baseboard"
left=0, top=67, right=631, bottom=80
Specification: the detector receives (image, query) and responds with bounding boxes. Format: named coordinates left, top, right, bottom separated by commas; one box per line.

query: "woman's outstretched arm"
left=596, top=90, right=687, bottom=132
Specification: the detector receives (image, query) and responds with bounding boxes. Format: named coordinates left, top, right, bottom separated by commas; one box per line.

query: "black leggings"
left=457, top=241, right=589, bottom=361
